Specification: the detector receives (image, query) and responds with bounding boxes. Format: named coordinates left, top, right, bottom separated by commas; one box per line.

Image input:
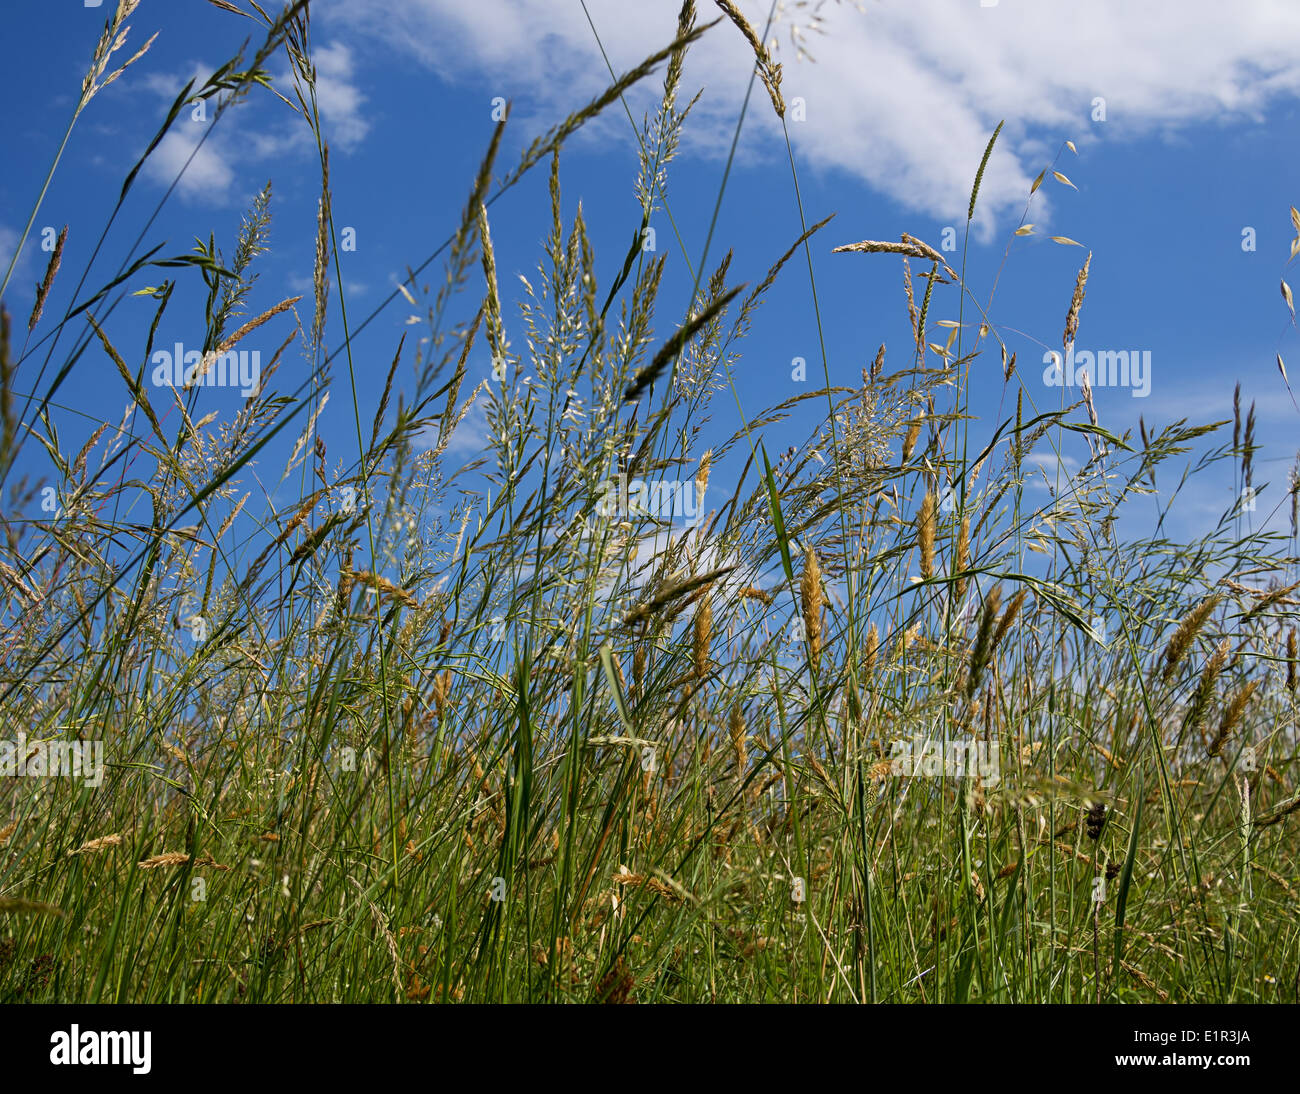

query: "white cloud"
left=0, top=223, right=29, bottom=292
left=1023, top=450, right=1082, bottom=489
left=311, top=42, right=370, bottom=150
left=139, top=62, right=220, bottom=103
left=286, top=272, right=369, bottom=298
left=142, top=128, right=235, bottom=204
left=427, top=386, right=492, bottom=460
left=134, top=47, right=368, bottom=205
left=1110, top=377, right=1295, bottom=428
left=318, top=0, right=1300, bottom=237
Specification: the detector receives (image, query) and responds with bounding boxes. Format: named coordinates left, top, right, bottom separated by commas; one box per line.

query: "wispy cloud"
left=319, top=0, right=1300, bottom=237
left=141, top=127, right=235, bottom=204
left=1023, top=451, right=1081, bottom=490
left=135, top=43, right=370, bottom=204
left=310, top=42, right=370, bottom=150
left=139, top=62, right=220, bottom=103
left=0, top=223, right=29, bottom=288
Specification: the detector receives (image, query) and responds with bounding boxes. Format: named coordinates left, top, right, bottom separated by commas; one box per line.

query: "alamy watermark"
left=592, top=473, right=705, bottom=527
left=889, top=731, right=1000, bottom=784
left=1042, top=348, right=1152, bottom=398
left=0, top=731, right=103, bottom=787
left=151, top=342, right=260, bottom=397
left=50, top=1025, right=151, bottom=1074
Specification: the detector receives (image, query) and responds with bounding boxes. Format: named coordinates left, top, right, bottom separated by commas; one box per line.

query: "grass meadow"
left=1, top=0, right=1298, bottom=1004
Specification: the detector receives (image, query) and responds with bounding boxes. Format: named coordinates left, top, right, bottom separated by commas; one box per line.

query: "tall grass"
left=0, top=0, right=1297, bottom=1003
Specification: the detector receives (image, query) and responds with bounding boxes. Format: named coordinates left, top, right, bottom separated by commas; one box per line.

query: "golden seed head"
left=1209, top=679, right=1260, bottom=756
left=633, top=643, right=646, bottom=694
left=917, top=490, right=935, bottom=581
left=1184, top=638, right=1230, bottom=737
left=348, top=569, right=418, bottom=608
left=137, top=852, right=191, bottom=870
left=729, top=703, right=747, bottom=773
left=894, top=623, right=919, bottom=660
left=967, top=585, right=1004, bottom=699
left=695, top=449, right=712, bottom=513
left=1063, top=252, right=1091, bottom=351
left=1163, top=594, right=1221, bottom=681
left=863, top=622, right=879, bottom=677
left=714, top=0, right=785, bottom=118
left=800, top=543, right=824, bottom=673
left=954, top=514, right=970, bottom=602
left=990, top=588, right=1028, bottom=656
left=693, top=590, right=713, bottom=681
left=903, top=419, right=922, bottom=462
left=432, top=669, right=453, bottom=720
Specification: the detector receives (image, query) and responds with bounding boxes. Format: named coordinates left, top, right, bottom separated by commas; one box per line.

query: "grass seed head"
left=1208, top=679, right=1260, bottom=756
left=1085, top=801, right=1106, bottom=840
left=68, top=834, right=122, bottom=857
left=903, top=418, right=922, bottom=462
left=693, top=589, right=713, bottom=682
left=800, top=543, right=824, bottom=673
left=1163, top=594, right=1221, bottom=681
left=954, top=514, right=970, bottom=602
left=28, top=226, right=67, bottom=333
left=1183, top=639, right=1230, bottom=737
left=729, top=703, right=747, bottom=774
left=917, top=490, right=935, bottom=581
left=695, top=448, right=712, bottom=513
left=1063, top=252, right=1091, bottom=351
left=967, top=585, right=1004, bottom=699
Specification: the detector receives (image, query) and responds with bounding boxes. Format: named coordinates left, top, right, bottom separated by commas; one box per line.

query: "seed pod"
left=1085, top=801, right=1106, bottom=841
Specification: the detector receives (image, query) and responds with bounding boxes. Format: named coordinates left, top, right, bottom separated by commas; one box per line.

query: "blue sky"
left=3, top=0, right=1299, bottom=562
